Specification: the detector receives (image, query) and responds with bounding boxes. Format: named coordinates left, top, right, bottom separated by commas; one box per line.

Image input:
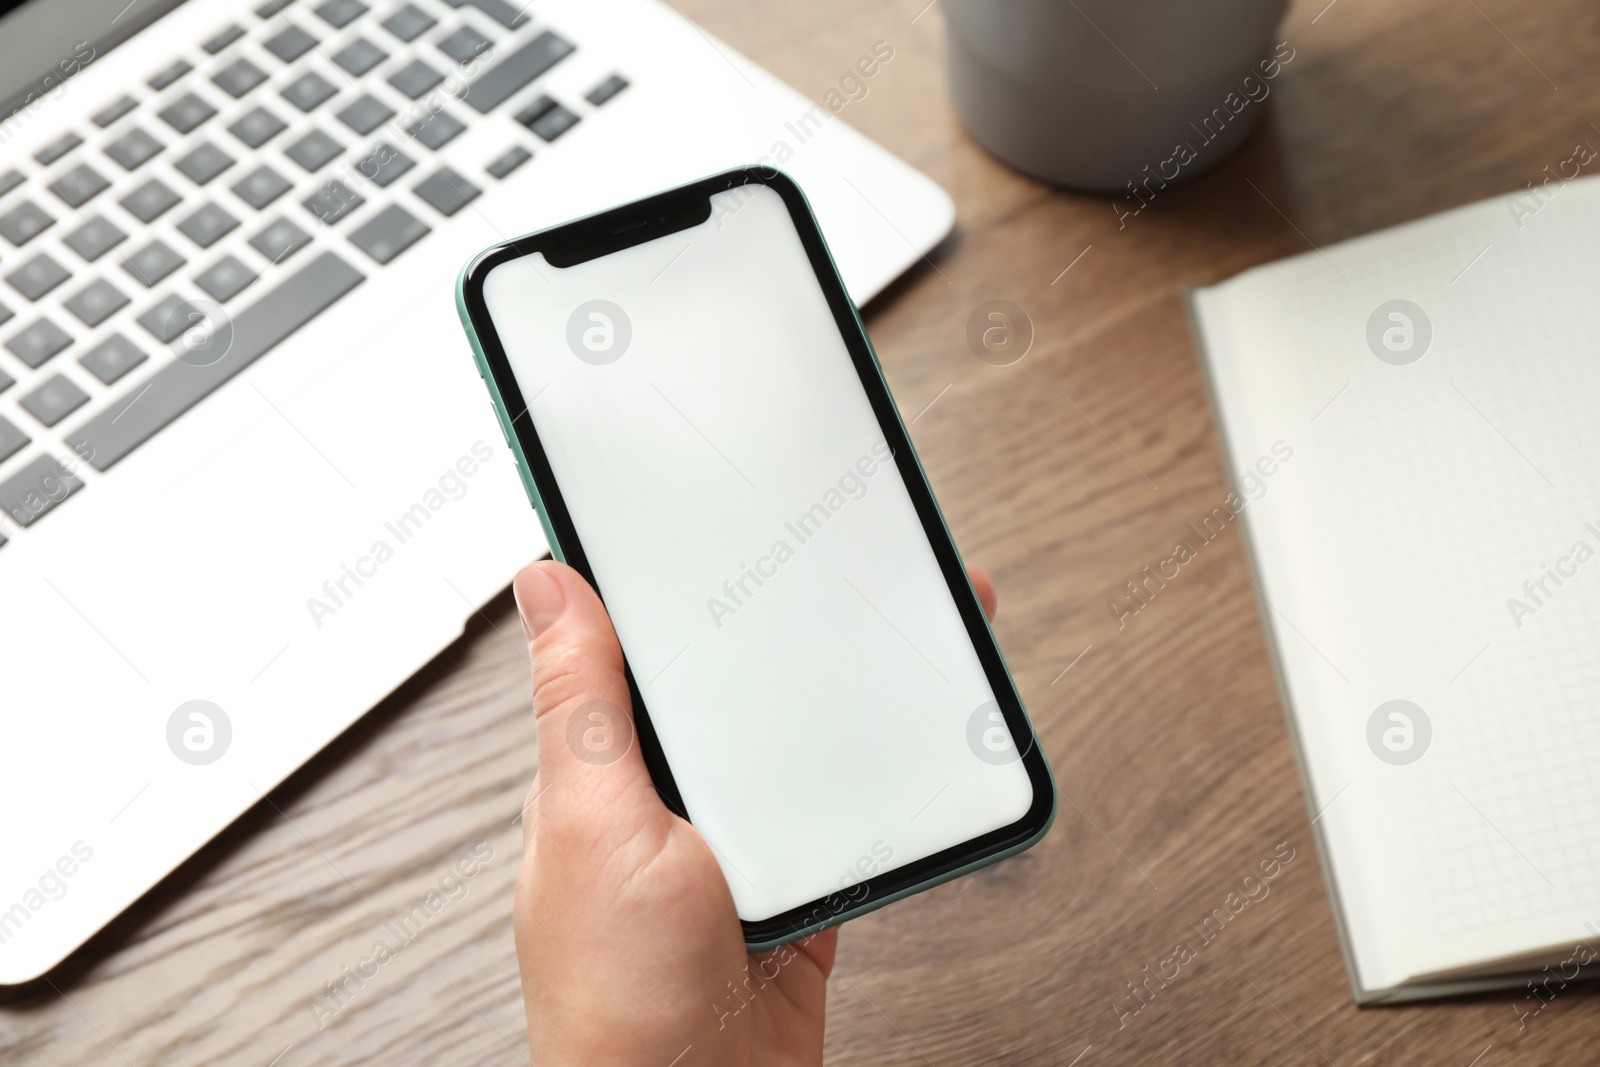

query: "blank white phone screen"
left=482, top=185, right=1034, bottom=921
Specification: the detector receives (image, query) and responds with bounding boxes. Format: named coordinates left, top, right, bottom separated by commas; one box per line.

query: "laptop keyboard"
left=0, top=0, right=629, bottom=536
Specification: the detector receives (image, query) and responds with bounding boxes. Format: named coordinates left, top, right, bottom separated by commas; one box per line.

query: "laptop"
left=0, top=0, right=953, bottom=984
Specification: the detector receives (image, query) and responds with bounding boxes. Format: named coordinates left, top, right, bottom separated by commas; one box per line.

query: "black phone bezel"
left=458, top=166, right=1056, bottom=947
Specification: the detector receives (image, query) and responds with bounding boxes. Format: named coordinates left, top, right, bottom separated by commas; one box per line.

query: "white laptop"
left=0, top=0, right=953, bottom=984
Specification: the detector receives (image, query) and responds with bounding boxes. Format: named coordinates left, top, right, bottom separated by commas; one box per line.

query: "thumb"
left=513, top=561, right=653, bottom=804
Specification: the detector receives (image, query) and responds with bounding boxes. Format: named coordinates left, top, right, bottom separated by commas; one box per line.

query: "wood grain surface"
left=7, top=0, right=1600, bottom=1062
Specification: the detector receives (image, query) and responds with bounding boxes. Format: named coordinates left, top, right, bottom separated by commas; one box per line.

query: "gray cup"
left=944, top=0, right=1290, bottom=193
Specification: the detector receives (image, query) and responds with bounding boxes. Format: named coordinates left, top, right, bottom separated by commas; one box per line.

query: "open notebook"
left=1188, top=175, right=1600, bottom=1003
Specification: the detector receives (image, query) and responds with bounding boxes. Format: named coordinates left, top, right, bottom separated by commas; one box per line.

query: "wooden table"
left=7, top=0, right=1595, bottom=1062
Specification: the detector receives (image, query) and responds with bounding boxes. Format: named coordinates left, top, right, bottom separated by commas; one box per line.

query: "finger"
left=967, top=565, right=998, bottom=621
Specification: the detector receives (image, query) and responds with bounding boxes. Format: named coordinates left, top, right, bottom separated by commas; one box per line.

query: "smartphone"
left=456, top=167, right=1055, bottom=949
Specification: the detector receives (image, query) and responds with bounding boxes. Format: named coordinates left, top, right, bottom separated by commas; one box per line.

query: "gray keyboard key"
left=264, top=24, right=318, bottom=62
left=213, top=58, right=269, bottom=98
left=229, top=106, right=288, bottom=148
left=137, top=294, right=199, bottom=343
left=0, top=302, right=10, bottom=328
left=203, top=24, right=246, bottom=53
left=315, top=0, right=367, bottom=27
left=586, top=74, right=628, bottom=106
left=303, top=179, right=363, bottom=223
left=336, top=94, right=393, bottom=134
left=122, top=240, right=186, bottom=287
left=282, top=71, right=338, bottom=111
left=6, top=319, right=72, bottom=367
left=332, top=37, right=387, bottom=75
left=8, top=254, right=71, bottom=301
left=285, top=128, right=343, bottom=171
left=348, top=203, right=428, bottom=264
left=440, top=0, right=524, bottom=30
left=0, top=201, right=55, bottom=247
left=20, top=374, right=90, bottom=427
left=175, top=141, right=236, bottom=185
left=35, top=133, right=83, bottom=166
left=177, top=202, right=240, bottom=247
left=0, top=455, right=82, bottom=527
left=250, top=216, right=312, bottom=262
left=105, top=127, right=164, bottom=170
left=515, top=95, right=579, bottom=142
left=387, top=59, right=443, bottom=99
left=413, top=167, right=477, bottom=217
left=0, top=170, right=23, bottom=198
left=355, top=142, right=414, bottom=186
left=485, top=145, right=529, bottom=179
left=120, top=178, right=182, bottom=223
left=80, top=333, right=148, bottom=384
left=49, top=163, right=110, bottom=207
left=92, top=95, right=139, bottom=127
left=256, top=0, right=294, bottom=16
left=381, top=4, right=434, bottom=41
left=159, top=92, right=218, bottom=134
left=438, top=25, right=492, bottom=64
left=195, top=255, right=258, bottom=301
left=148, top=59, right=192, bottom=90
left=0, top=416, right=26, bottom=464
left=463, top=32, right=574, bottom=114
left=64, top=216, right=127, bottom=262
left=0, top=365, right=11, bottom=396
left=64, top=278, right=130, bottom=327
left=69, top=250, right=364, bottom=470
left=232, top=164, right=293, bottom=208
left=405, top=108, right=463, bottom=149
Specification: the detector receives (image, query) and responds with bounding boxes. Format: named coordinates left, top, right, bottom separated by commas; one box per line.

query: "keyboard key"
left=137, top=294, right=199, bottom=343
left=203, top=24, right=246, bottom=53
left=35, top=133, right=83, bottom=166
left=228, top=106, right=288, bottom=148
left=0, top=302, right=11, bottom=328
left=586, top=74, right=628, bottom=106
left=256, top=0, right=294, bottom=16
left=314, top=0, right=367, bottom=27
left=440, top=0, right=524, bottom=30
left=104, top=128, right=165, bottom=170
left=212, top=58, right=269, bottom=98
left=0, top=201, right=55, bottom=247
left=20, top=374, right=89, bottom=427
left=6, top=319, right=72, bottom=367
left=303, top=179, right=363, bottom=223
left=195, top=255, right=258, bottom=301
left=0, top=416, right=26, bottom=464
left=463, top=32, right=573, bottom=114
left=285, top=129, right=343, bottom=171
left=405, top=108, right=463, bottom=149
left=92, top=95, right=139, bottom=127
left=232, top=164, right=293, bottom=208
left=437, top=25, right=492, bottom=64
left=282, top=71, right=338, bottom=111
left=332, top=37, right=387, bottom=76
left=159, top=92, right=218, bottom=134
left=0, top=455, right=83, bottom=528
left=80, top=334, right=148, bottom=384
left=264, top=24, right=318, bottom=62
left=348, top=203, right=428, bottom=264
left=122, top=240, right=186, bottom=287
left=175, top=141, right=236, bottom=185
left=387, top=59, right=443, bottom=99
left=177, top=202, right=240, bottom=247
left=515, top=96, right=579, bottom=142
left=336, top=94, right=393, bottom=135
left=250, top=217, right=312, bottom=262
left=64, top=216, right=127, bottom=262
left=69, top=251, right=365, bottom=471
left=48, top=164, right=110, bottom=208
left=355, top=142, right=414, bottom=186
left=120, top=178, right=182, bottom=223
left=485, top=145, right=529, bottom=179
left=148, top=59, right=193, bottom=91
left=64, top=279, right=130, bottom=327
left=0, top=170, right=20, bottom=198
left=381, top=4, right=434, bottom=41
left=413, top=167, right=478, bottom=217
left=7, top=254, right=72, bottom=301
